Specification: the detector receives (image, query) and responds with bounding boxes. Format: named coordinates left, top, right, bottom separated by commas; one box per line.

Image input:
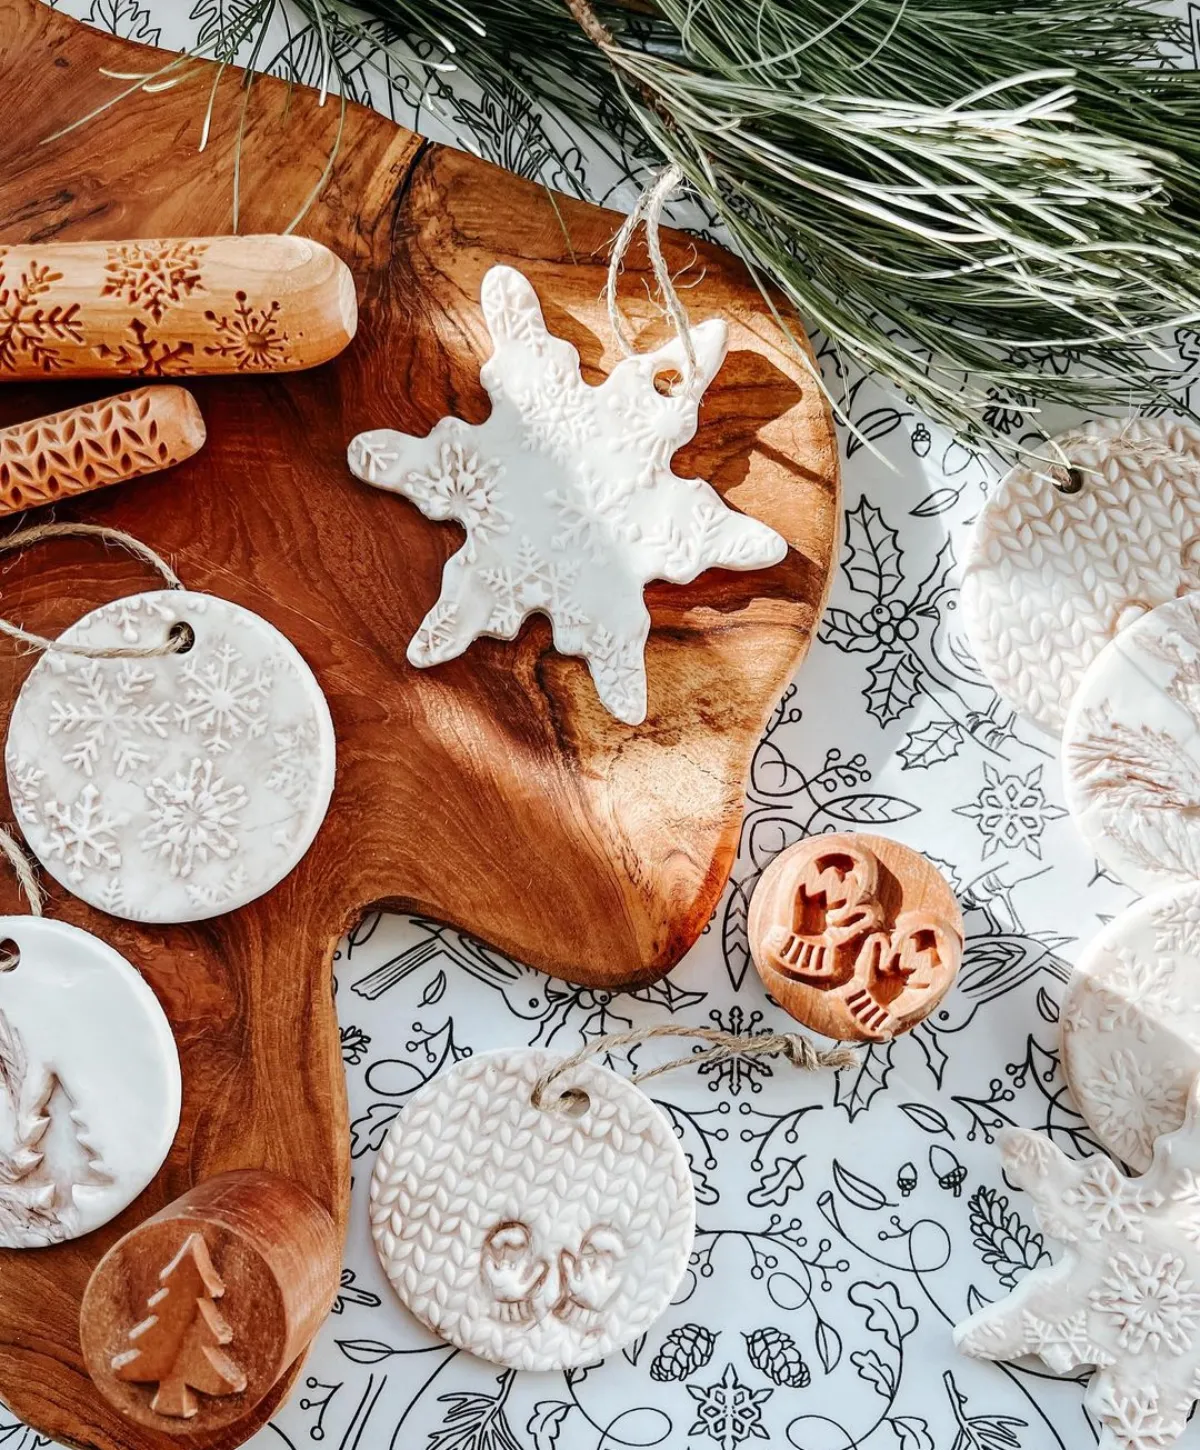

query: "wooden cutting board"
left=0, top=3, right=839, bottom=1447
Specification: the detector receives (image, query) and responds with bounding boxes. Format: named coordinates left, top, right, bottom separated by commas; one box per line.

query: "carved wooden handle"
left=0, top=235, right=356, bottom=379
left=80, top=1170, right=340, bottom=1435
left=0, top=386, right=206, bottom=514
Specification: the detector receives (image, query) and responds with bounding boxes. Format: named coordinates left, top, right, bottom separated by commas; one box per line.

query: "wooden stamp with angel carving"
left=748, top=833, right=963, bottom=1041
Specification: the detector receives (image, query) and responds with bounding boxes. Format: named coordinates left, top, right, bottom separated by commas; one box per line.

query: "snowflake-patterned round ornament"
left=961, top=416, right=1200, bottom=735
left=6, top=591, right=335, bottom=922
left=955, top=1081, right=1200, bottom=1450
left=1061, top=885, right=1200, bottom=1172
left=369, top=1048, right=695, bottom=1370
left=347, top=265, right=788, bottom=725
left=1063, top=591, right=1200, bottom=894
left=0, top=916, right=180, bottom=1248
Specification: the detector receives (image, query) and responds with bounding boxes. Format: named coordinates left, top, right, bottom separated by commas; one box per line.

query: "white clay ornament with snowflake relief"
left=1061, top=885, right=1200, bottom=1171
left=954, top=1080, right=1200, bottom=1450
left=347, top=265, right=788, bottom=725
left=962, top=417, right=1200, bottom=735
left=0, top=917, right=180, bottom=1248
left=1063, top=593, right=1200, bottom=895
left=369, top=1048, right=695, bottom=1370
left=5, top=590, right=335, bottom=923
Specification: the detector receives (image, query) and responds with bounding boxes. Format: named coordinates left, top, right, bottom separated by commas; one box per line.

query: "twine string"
left=531, top=1023, right=858, bottom=1110
left=606, top=163, right=698, bottom=383
left=0, top=522, right=187, bottom=660
left=0, top=828, right=43, bottom=969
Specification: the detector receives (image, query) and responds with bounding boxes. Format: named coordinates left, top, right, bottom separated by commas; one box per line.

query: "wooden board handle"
left=79, top=1170, right=340, bottom=1435
left=0, top=386, right=206, bottom=514
left=0, top=235, right=357, bottom=379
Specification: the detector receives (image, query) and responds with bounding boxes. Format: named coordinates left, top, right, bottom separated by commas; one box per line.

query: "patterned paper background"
left=26, top=3, right=1200, bottom=1448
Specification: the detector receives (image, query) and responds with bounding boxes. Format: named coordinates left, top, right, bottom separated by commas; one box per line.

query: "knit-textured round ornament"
left=0, top=916, right=180, bottom=1248
left=1063, top=592, right=1200, bottom=895
left=961, top=416, right=1200, bottom=735
left=1061, top=885, right=1200, bottom=1170
left=369, top=1048, right=695, bottom=1371
left=6, top=590, right=335, bottom=923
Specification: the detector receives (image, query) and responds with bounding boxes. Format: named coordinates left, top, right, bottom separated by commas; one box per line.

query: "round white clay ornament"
left=0, top=916, right=180, bottom=1247
left=369, top=1048, right=695, bottom=1371
left=961, top=416, right=1200, bottom=735
left=6, top=590, right=335, bottom=923
left=1061, top=885, right=1200, bottom=1170
left=1063, top=592, right=1200, bottom=894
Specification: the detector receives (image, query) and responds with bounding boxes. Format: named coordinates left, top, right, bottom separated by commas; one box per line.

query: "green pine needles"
left=80, top=0, right=1200, bottom=455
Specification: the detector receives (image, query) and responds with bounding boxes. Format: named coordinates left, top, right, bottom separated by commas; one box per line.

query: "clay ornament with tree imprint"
left=112, top=1234, right=247, bottom=1419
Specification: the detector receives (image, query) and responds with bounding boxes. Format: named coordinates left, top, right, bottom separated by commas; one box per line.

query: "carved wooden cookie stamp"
left=6, top=589, right=336, bottom=923
left=348, top=264, right=787, bottom=724
left=962, top=417, right=1200, bottom=735
left=82, top=1169, right=338, bottom=1434
left=1061, top=884, right=1200, bottom=1170
left=748, top=833, right=963, bottom=1041
left=0, top=387, right=205, bottom=516
left=955, top=1085, right=1200, bottom=1450
left=1064, top=592, right=1200, bottom=894
left=113, top=1233, right=246, bottom=1419
left=369, top=1048, right=695, bottom=1370
left=0, top=916, right=179, bottom=1248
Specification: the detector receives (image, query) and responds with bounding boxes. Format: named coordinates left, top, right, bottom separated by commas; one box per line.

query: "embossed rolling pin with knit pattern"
left=0, top=234, right=356, bottom=378
left=0, top=386, right=205, bottom=513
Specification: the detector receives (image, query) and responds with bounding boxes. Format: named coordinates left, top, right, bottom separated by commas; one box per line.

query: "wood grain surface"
left=0, top=2, right=839, bottom=1447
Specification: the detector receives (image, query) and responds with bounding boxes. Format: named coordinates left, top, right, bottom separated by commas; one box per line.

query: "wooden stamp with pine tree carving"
left=112, top=1234, right=247, bottom=1419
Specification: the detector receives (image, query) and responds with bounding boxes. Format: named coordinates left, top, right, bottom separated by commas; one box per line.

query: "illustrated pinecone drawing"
left=649, top=1324, right=717, bottom=1381
left=744, top=1327, right=811, bottom=1387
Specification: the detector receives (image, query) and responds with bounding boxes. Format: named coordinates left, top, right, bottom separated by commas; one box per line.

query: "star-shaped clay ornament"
left=954, top=1078, right=1200, bottom=1450
left=347, top=265, right=788, bottom=724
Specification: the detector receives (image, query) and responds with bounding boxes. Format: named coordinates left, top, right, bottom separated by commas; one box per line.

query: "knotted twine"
left=532, top=1023, right=858, bottom=1111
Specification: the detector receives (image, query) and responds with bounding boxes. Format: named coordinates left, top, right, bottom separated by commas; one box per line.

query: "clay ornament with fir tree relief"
left=954, top=1077, right=1200, bottom=1450
left=1064, top=592, right=1200, bottom=894
left=0, top=915, right=180, bottom=1247
left=347, top=265, right=787, bottom=725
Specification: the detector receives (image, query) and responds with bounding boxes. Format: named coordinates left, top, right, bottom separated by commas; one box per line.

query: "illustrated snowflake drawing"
left=953, top=763, right=1067, bottom=860
left=48, top=659, right=171, bottom=778
left=204, top=292, right=293, bottom=370
left=175, top=637, right=273, bottom=755
left=955, top=1081, right=1200, bottom=1450
left=101, top=240, right=207, bottom=324
left=0, top=257, right=83, bottom=373
left=1089, top=1049, right=1187, bottom=1168
left=347, top=264, right=786, bottom=724
left=687, top=1362, right=773, bottom=1449
left=42, top=784, right=127, bottom=882
left=139, top=757, right=246, bottom=879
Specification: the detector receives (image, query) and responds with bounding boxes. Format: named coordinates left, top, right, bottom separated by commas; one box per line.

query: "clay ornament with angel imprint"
left=748, top=833, right=963, bottom=1041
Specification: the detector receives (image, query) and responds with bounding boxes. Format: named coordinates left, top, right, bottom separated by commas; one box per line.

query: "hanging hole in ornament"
left=1114, top=600, right=1153, bottom=634
left=653, top=368, right=684, bottom=397
left=1051, top=464, right=1085, bottom=495
left=0, top=939, right=20, bottom=973
left=168, top=621, right=195, bottom=655
left=545, top=1086, right=591, bottom=1118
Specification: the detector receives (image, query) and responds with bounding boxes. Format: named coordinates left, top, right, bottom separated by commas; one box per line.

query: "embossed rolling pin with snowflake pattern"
left=0, top=235, right=356, bottom=378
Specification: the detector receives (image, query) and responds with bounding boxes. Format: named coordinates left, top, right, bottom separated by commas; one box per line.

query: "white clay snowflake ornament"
left=347, top=265, right=788, bottom=724
left=954, top=1079, right=1200, bottom=1450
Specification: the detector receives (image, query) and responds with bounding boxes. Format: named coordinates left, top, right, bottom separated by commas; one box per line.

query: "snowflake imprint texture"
left=348, top=264, right=786, bottom=724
